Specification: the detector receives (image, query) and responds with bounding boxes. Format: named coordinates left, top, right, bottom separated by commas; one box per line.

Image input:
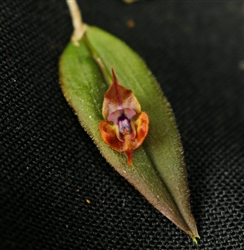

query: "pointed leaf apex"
left=192, top=237, right=198, bottom=244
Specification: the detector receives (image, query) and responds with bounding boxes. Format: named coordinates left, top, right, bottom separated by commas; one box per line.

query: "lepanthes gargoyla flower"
left=99, top=68, right=149, bottom=166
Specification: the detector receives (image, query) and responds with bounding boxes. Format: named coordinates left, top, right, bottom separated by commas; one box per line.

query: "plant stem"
left=83, top=35, right=112, bottom=85
left=66, top=0, right=112, bottom=84
left=66, top=0, right=87, bottom=46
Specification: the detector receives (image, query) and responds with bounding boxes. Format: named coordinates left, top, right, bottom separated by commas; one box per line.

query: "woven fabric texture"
left=1, top=1, right=244, bottom=249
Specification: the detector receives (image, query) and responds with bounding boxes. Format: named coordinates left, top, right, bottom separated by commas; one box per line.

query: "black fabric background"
left=1, top=1, right=244, bottom=249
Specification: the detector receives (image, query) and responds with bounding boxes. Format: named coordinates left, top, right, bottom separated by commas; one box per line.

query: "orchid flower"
left=99, top=69, right=149, bottom=166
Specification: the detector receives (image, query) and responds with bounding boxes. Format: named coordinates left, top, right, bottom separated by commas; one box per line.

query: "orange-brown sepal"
left=102, top=68, right=141, bottom=120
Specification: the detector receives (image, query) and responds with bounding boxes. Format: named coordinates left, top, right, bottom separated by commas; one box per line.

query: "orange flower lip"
left=99, top=68, right=149, bottom=166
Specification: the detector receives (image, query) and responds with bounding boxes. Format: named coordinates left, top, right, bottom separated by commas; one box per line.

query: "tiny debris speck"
left=126, top=20, right=135, bottom=28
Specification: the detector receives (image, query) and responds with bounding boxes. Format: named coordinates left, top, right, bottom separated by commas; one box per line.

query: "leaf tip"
left=192, top=234, right=200, bottom=244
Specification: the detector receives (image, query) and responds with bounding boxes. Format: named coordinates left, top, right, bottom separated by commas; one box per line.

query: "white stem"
left=66, top=0, right=87, bottom=46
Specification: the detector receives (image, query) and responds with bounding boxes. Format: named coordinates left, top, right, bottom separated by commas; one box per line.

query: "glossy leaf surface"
left=59, top=26, right=199, bottom=242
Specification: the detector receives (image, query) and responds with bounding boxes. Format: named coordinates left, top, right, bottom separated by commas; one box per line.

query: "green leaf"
left=59, top=25, right=199, bottom=242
